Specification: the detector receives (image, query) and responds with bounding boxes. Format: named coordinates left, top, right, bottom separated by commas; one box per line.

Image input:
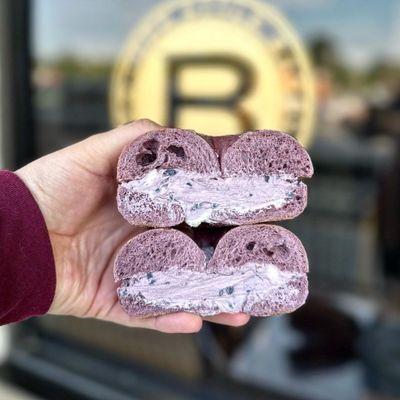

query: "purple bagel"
left=117, top=129, right=313, bottom=227
left=114, top=225, right=309, bottom=317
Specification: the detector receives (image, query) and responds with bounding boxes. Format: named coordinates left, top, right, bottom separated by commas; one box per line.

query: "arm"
left=0, top=170, right=55, bottom=325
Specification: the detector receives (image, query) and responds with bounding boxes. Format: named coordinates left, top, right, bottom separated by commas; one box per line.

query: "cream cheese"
left=121, top=169, right=301, bottom=227
left=118, top=263, right=305, bottom=316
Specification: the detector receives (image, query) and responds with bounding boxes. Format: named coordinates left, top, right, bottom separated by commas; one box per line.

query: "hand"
left=16, top=120, right=250, bottom=333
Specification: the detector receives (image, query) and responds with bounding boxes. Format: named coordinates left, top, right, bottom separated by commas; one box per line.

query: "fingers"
left=204, top=313, right=250, bottom=327
left=73, top=118, right=161, bottom=176
left=119, top=312, right=249, bottom=333
left=106, top=303, right=203, bottom=333
left=128, top=313, right=203, bottom=334
left=107, top=301, right=249, bottom=333
left=151, top=313, right=203, bottom=333
left=135, top=312, right=249, bottom=332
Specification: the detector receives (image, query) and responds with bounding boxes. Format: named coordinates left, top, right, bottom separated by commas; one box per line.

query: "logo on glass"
left=110, top=0, right=316, bottom=146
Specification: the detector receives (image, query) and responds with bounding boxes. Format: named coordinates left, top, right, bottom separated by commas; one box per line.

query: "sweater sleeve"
left=0, top=170, right=56, bottom=325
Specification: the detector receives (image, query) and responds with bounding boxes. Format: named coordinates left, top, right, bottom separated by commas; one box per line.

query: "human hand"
left=16, top=120, right=250, bottom=333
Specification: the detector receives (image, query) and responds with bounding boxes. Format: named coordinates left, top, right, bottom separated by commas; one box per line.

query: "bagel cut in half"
left=114, top=225, right=309, bottom=317
left=117, top=129, right=313, bottom=227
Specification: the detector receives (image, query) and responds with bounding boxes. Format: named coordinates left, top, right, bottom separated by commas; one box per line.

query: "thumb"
left=71, top=119, right=161, bottom=176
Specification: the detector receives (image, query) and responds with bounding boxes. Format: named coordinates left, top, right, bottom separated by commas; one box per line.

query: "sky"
left=32, top=0, right=400, bottom=70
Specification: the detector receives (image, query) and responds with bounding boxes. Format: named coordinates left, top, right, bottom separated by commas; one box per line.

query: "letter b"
left=167, top=55, right=254, bottom=132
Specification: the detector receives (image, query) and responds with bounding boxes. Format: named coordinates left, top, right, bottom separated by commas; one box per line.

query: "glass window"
left=28, top=1, right=400, bottom=399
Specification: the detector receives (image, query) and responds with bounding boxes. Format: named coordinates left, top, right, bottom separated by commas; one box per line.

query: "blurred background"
left=1, top=0, right=400, bottom=399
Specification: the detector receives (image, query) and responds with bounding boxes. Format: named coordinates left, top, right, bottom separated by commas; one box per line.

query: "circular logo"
left=110, top=0, right=315, bottom=146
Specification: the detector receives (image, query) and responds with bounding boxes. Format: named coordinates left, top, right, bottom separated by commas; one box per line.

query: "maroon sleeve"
left=0, top=170, right=56, bottom=325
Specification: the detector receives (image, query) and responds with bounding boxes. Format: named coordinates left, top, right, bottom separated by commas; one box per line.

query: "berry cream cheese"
left=119, top=169, right=303, bottom=227
left=118, top=263, right=306, bottom=316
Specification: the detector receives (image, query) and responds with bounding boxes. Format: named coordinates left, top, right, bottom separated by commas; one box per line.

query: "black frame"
left=0, top=0, right=35, bottom=169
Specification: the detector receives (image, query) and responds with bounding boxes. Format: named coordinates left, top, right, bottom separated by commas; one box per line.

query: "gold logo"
left=110, top=0, right=316, bottom=146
